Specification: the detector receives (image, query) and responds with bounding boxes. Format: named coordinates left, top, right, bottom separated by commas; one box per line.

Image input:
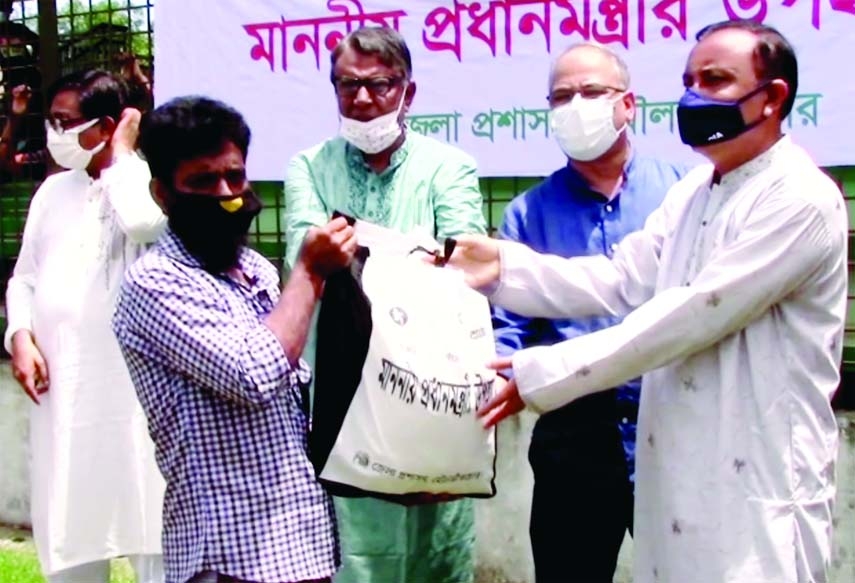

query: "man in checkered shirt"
left=113, top=96, right=356, bottom=583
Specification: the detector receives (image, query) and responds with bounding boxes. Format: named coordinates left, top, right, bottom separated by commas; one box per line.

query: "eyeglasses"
left=333, top=76, right=405, bottom=98
left=547, top=83, right=626, bottom=107
left=45, top=116, right=93, bottom=133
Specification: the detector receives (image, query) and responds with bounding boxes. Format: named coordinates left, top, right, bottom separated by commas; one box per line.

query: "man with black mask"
left=113, top=96, right=356, bottom=583
left=442, top=20, right=848, bottom=583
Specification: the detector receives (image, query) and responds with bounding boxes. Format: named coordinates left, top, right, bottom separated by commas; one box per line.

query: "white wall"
left=0, top=365, right=30, bottom=527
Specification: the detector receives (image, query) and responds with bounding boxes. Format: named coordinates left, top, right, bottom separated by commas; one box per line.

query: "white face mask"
left=339, top=88, right=407, bottom=154
left=550, top=93, right=626, bottom=162
left=46, top=118, right=107, bottom=170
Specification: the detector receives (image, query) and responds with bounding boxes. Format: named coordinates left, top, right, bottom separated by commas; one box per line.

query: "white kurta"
left=3, top=155, right=167, bottom=575
left=493, top=137, right=848, bottom=583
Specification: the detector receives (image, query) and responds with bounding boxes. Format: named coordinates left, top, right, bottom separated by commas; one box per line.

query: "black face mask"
left=167, top=188, right=263, bottom=274
left=676, top=81, right=772, bottom=147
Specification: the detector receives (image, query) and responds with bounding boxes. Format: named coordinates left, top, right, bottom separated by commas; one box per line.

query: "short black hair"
left=329, top=26, right=412, bottom=83
left=697, top=19, right=798, bottom=118
left=138, top=96, right=251, bottom=186
left=47, top=69, right=127, bottom=122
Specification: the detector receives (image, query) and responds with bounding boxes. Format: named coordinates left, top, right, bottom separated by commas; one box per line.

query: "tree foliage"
left=58, top=0, right=150, bottom=58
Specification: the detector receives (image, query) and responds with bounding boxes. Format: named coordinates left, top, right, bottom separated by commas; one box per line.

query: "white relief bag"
left=309, top=217, right=497, bottom=499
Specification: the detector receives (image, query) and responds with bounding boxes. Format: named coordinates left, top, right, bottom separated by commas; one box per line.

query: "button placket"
left=687, top=187, right=723, bottom=279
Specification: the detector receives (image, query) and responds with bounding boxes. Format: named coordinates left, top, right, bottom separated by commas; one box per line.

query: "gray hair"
left=330, top=26, right=413, bottom=82
left=548, top=42, right=631, bottom=90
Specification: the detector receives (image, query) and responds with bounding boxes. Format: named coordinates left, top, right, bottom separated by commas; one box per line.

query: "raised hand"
left=441, top=234, right=502, bottom=290
left=111, top=107, right=142, bottom=157
left=299, top=216, right=357, bottom=278
left=11, top=84, right=32, bottom=116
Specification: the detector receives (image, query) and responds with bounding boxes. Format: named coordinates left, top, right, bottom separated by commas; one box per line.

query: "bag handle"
left=408, top=237, right=457, bottom=267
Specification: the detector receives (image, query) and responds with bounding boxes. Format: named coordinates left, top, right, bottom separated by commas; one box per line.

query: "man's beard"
left=164, top=188, right=263, bottom=275
left=172, top=224, right=247, bottom=274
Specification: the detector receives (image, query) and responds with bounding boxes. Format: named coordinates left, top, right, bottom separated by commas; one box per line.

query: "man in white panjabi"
left=4, top=70, right=166, bottom=583
left=444, top=21, right=848, bottom=583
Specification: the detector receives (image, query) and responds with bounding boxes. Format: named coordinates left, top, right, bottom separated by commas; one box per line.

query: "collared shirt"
left=283, top=131, right=485, bottom=583
left=493, top=152, right=687, bottom=481
left=284, top=131, right=486, bottom=268
left=3, top=154, right=165, bottom=575
left=494, top=137, right=848, bottom=582
left=112, top=230, right=338, bottom=583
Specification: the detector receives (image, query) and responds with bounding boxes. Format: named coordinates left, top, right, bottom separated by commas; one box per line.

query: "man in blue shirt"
left=493, top=43, right=687, bottom=582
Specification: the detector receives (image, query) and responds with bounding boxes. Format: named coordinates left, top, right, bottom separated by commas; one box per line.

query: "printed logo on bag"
left=389, top=307, right=408, bottom=326
left=353, top=451, right=370, bottom=467
left=469, top=327, right=486, bottom=339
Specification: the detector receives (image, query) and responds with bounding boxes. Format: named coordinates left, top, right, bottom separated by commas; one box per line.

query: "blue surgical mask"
left=676, top=82, right=771, bottom=147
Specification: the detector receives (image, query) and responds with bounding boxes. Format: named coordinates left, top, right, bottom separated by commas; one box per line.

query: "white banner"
left=154, top=0, right=855, bottom=179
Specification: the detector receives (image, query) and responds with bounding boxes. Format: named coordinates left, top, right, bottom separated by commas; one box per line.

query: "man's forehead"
left=334, top=48, right=398, bottom=77
left=177, top=145, right=245, bottom=174
left=687, top=28, right=758, bottom=74
left=49, top=89, right=80, bottom=115
left=552, top=48, right=622, bottom=87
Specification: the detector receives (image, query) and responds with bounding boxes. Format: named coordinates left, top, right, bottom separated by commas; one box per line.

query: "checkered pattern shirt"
left=113, top=230, right=339, bottom=583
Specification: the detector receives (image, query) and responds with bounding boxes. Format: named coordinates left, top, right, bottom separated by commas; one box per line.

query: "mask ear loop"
left=611, top=90, right=631, bottom=136
left=395, top=81, right=410, bottom=128
left=736, top=80, right=776, bottom=133
left=53, top=117, right=101, bottom=135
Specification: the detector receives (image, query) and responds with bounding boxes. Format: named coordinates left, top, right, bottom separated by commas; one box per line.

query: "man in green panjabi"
left=284, top=26, right=485, bottom=583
